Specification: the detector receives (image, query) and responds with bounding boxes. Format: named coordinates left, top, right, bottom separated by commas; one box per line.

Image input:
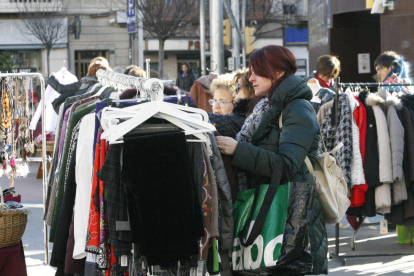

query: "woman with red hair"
left=216, top=45, right=328, bottom=274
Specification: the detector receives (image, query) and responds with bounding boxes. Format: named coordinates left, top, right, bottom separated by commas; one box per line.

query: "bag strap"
left=238, top=156, right=285, bottom=247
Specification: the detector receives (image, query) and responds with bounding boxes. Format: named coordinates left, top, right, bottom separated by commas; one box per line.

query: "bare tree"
left=244, top=0, right=301, bottom=40
left=134, top=0, right=198, bottom=78
left=16, top=1, right=69, bottom=77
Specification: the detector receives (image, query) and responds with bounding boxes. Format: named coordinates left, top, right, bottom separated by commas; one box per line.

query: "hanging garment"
left=86, top=137, right=109, bottom=269
left=347, top=91, right=378, bottom=217
left=121, top=131, right=203, bottom=265
left=96, top=143, right=132, bottom=257
left=386, top=95, right=407, bottom=205
left=400, top=95, right=414, bottom=185
left=209, top=132, right=234, bottom=250
left=65, top=212, right=86, bottom=274
left=345, top=89, right=366, bottom=186
left=50, top=122, right=80, bottom=268
left=366, top=94, right=392, bottom=214
left=29, top=69, right=78, bottom=132
left=319, top=94, right=353, bottom=187
left=348, top=95, right=368, bottom=207
left=73, top=114, right=97, bottom=259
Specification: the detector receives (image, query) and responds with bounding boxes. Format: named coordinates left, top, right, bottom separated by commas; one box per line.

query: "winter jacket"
left=176, top=72, right=196, bottom=92
left=400, top=95, right=414, bottom=186
left=386, top=95, right=407, bottom=205
left=366, top=94, right=392, bottom=214
left=232, top=75, right=328, bottom=275
left=208, top=98, right=250, bottom=138
left=209, top=133, right=234, bottom=250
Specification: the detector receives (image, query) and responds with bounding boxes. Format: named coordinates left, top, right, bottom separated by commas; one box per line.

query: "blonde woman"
left=208, top=70, right=255, bottom=138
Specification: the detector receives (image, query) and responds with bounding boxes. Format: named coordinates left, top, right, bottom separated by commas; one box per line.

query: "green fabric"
left=397, top=225, right=414, bottom=244
left=49, top=99, right=110, bottom=242
left=232, top=184, right=290, bottom=271
left=231, top=76, right=327, bottom=274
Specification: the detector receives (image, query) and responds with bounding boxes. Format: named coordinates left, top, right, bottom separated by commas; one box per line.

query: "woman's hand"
left=216, top=136, right=238, bottom=155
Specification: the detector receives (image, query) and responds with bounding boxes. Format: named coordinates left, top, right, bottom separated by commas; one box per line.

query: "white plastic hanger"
left=101, top=101, right=215, bottom=144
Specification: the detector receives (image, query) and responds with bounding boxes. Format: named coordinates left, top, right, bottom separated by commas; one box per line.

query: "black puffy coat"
left=176, top=72, right=196, bottom=92
left=232, top=75, right=328, bottom=274
left=208, top=98, right=250, bottom=138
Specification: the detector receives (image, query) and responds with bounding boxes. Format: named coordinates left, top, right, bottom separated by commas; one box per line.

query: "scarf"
left=236, top=97, right=270, bottom=143
left=182, top=72, right=188, bottom=78
left=315, top=73, right=331, bottom=88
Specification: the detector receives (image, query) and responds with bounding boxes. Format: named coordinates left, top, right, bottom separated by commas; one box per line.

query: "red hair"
left=249, top=45, right=297, bottom=96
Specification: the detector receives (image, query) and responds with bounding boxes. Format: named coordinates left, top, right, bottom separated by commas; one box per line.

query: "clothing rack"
left=0, top=72, right=48, bottom=264
left=96, top=69, right=165, bottom=101
left=330, top=78, right=414, bottom=266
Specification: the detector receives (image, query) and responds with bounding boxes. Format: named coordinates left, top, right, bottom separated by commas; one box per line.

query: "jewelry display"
left=0, top=77, right=34, bottom=184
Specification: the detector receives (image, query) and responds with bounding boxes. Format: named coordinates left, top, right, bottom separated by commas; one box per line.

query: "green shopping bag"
left=232, top=183, right=290, bottom=272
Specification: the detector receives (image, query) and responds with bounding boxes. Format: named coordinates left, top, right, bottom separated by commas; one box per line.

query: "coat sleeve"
left=232, top=104, right=318, bottom=180
left=48, top=75, right=82, bottom=94
left=208, top=113, right=245, bottom=138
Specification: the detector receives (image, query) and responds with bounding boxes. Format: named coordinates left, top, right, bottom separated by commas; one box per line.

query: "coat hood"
left=270, top=75, right=313, bottom=108
left=365, top=93, right=386, bottom=107
left=365, top=92, right=403, bottom=110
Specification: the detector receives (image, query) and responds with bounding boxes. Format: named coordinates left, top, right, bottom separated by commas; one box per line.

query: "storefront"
left=308, top=0, right=414, bottom=83
left=0, top=19, right=68, bottom=76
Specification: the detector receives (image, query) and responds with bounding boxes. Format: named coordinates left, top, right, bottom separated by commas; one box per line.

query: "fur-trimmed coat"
left=366, top=94, right=392, bottom=214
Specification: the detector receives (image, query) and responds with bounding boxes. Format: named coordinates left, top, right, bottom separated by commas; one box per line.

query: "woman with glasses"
left=208, top=70, right=255, bottom=138
left=306, top=55, right=341, bottom=92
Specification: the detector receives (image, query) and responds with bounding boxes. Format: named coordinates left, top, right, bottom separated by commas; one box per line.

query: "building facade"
left=0, top=0, right=310, bottom=82
left=308, top=0, right=414, bottom=83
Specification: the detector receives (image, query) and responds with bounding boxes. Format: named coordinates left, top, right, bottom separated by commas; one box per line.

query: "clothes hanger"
left=101, top=100, right=216, bottom=144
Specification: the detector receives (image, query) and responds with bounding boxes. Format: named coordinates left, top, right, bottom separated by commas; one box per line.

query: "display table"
left=0, top=241, right=28, bottom=276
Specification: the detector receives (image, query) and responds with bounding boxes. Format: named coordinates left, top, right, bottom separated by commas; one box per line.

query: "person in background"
left=306, top=55, right=341, bottom=91
left=374, top=51, right=413, bottom=93
left=176, top=62, right=196, bottom=92
left=216, top=45, right=328, bottom=274
left=124, top=65, right=147, bottom=78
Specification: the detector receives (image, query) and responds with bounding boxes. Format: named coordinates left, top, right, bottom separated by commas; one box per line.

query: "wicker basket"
left=0, top=209, right=28, bottom=248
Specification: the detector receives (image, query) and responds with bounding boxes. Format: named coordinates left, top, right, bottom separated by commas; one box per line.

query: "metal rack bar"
left=0, top=72, right=48, bottom=264
left=330, top=78, right=414, bottom=266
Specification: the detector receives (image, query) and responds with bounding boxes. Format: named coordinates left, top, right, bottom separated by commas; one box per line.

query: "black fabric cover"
left=121, top=131, right=204, bottom=265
